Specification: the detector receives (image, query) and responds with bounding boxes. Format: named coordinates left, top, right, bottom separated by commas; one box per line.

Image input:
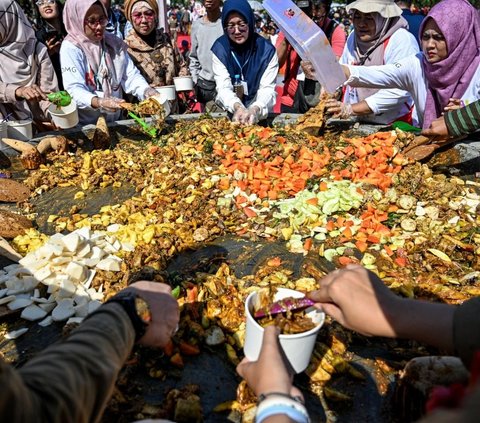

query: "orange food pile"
left=214, top=129, right=405, bottom=202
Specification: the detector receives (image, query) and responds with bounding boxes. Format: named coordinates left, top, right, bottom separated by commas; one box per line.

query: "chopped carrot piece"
left=243, top=207, right=257, bottom=218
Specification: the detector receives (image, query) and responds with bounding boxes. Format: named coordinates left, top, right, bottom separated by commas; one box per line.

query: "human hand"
left=15, top=84, right=48, bottom=102
left=144, top=87, right=159, bottom=99
left=46, top=35, right=62, bottom=55
left=444, top=98, right=464, bottom=112
left=97, top=96, right=126, bottom=113
left=125, top=281, right=180, bottom=348
left=325, top=99, right=353, bottom=119
left=307, top=265, right=402, bottom=338
left=246, top=106, right=260, bottom=125
left=300, top=60, right=316, bottom=80
left=232, top=104, right=248, bottom=124
left=421, top=115, right=449, bottom=139
left=237, top=326, right=303, bottom=400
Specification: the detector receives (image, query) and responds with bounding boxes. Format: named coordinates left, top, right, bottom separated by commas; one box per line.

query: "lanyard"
left=95, top=47, right=107, bottom=91
left=231, top=51, right=251, bottom=81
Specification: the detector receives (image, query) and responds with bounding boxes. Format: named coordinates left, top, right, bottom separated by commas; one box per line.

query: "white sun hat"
left=346, top=0, right=403, bottom=18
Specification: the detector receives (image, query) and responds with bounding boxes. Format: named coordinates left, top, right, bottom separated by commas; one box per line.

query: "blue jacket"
left=211, top=0, right=276, bottom=106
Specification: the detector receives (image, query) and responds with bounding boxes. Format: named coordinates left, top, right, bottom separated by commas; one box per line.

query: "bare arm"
left=307, top=265, right=454, bottom=352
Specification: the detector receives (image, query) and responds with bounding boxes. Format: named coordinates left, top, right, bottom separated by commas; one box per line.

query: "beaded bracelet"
left=256, top=394, right=310, bottom=423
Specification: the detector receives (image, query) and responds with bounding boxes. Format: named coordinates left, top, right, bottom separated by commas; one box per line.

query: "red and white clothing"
left=340, top=28, right=419, bottom=125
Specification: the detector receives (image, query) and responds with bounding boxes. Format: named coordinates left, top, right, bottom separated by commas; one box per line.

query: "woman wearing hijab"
left=211, top=0, right=278, bottom=125
left=35, top=0, right=67, bottom=89
left=60, top=0, right=157, bottom=125
left=0, top=0, right=58, bottom=130
left=123, top=0, right=188, bottom=88
left=340, top=0, right=480, bottom=130
left=326, top=0, right=419, bottom=125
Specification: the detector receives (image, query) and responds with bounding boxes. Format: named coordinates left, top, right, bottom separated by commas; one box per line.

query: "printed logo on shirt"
left=61, top=66, right=78, bottom=74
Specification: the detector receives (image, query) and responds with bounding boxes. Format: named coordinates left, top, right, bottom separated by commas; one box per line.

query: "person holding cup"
left=60, top=0, right=158, bottom=125
left=123, top=0, right=188, bottom=89
left=240, top=264, right=480, bottom=422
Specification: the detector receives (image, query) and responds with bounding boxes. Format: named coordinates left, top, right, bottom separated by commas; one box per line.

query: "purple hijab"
left=421, top=0, right=480, bottom=128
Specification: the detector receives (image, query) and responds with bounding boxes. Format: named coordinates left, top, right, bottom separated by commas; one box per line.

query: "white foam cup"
left=155, top=85, right=176, bottom=102
left=48, top=102, right=79, bottom=129
left=244, top=288, right=325, bottom=373
left=7, top=119, right=33, bottom=141
left=173, top=76, right=194, bottom=91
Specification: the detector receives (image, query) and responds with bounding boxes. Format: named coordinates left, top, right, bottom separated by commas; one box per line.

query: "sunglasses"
left=36, top=0, right=55, bottom=6
left=84, top=16, right=108, bottom=28
left=225, top=22, right=248, bottom=33
left=132, top=10, right=156, bottom=21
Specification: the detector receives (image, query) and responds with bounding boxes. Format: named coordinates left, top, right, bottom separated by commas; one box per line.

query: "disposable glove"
left=232, top=105, right=249, bottom=123
left=325, top=99, right=353, bottom=119
left=97, top=96, right=125, bottom=113
left=245, top=106, right=260, bottom=125
left=144, top=87, right=159, bottom=99
left=300, top=61, right=317, bottom=81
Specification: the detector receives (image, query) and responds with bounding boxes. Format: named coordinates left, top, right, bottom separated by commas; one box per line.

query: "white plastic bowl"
left=244, top=288, right=324, bottom=373
left=7, top=119, right=33, bottom=141
left=173, top=76, right=194, bottom=91
left=48, top=102, right=79, bottom=129
left=155, top=85, right=176, bottom=101
left=150, top=95, right=171, bottom=117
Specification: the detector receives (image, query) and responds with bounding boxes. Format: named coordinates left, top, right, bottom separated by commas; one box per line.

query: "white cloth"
left=346, top=53, right=480, bottom=128
left=212, top=53, right=278, bottom=120
left=60, top=39, right=150, bottom=125
left=189, top=17, right=224, bottom=84
left=340, top=28, right=419, bottom=125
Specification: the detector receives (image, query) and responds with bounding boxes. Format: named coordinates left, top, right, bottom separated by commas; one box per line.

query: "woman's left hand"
left=15, top=84, right=47, bottom=102
left=325, top=99, right=353, bottom=119
left=144, top=87, right=159, bottom=98
left=444, top=98, right=464, bottom=112
left=237, top=325, right=302, bottom=399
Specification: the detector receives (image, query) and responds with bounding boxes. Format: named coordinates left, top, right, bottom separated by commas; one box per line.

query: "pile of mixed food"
left=0, top=111, right=479, bottom=421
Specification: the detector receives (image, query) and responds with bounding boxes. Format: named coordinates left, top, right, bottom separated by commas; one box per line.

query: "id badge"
left=241, top=80, right=248, bottom=96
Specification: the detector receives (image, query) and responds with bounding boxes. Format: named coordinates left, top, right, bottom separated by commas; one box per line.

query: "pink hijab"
left=63, top=0, right=125, bottom=96
left=421, top=0, right=480, bottom=128
left=0, top=0, right=38, bottom=86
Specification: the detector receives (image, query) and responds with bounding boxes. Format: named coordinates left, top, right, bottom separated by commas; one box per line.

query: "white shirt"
left=60, top=40, right=150, bottom=125
left=212, top=53, right=278, bottom=120
left=340, top=28, right=419, bottom=125
left=347, top=53, right=480, bottom=128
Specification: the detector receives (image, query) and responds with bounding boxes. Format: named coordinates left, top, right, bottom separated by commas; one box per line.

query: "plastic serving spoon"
left=128, top=111, right=157, bottom=137
left=253, top=296, right=316, bottom=319
left=392, top=121, right=422, bottom=133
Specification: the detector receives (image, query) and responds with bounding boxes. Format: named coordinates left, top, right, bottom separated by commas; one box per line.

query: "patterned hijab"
left=124, top=0, right=158, bottom=23
left=63, top=0, right=125, bottom=96
left=0, top=0, right=38, bottom=86
left=421, top=0, right=480, bottom=128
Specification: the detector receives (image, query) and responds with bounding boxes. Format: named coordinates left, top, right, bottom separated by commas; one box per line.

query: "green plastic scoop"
left=47, top=91, right=72, bottom=107
left=392, top=121, right=421, bottom=133
left=128, top=111, right=157, bottom=137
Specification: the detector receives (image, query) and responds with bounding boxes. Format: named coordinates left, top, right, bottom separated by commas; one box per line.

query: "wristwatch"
left=105, top=291, right=152, bottom=341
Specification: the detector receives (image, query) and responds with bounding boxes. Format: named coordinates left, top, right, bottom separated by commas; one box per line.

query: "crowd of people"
left=4, top=0, right=470, bottom=134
